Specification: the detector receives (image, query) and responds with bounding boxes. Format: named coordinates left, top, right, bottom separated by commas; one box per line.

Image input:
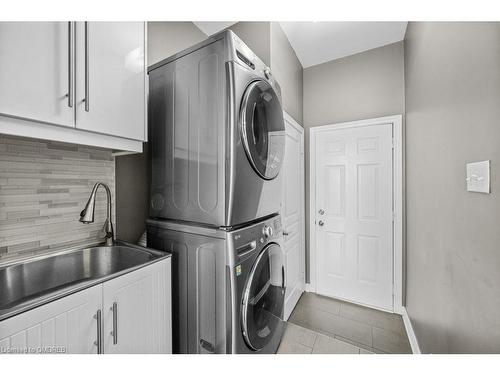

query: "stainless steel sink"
left=0, top=241, right=168, bottom=321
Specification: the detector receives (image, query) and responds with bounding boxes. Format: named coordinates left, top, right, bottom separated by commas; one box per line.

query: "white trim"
left=309, top=115, right=404, bottom=313
left=284, top=288, right=303, bottom=322
left=0, top=114, right=143, bottom=152
left=392, top=115, right=404, bottom=314
left=283, top=111, right=303, bottom=134
left=112, top=150, right=141, bottom=157
left=401, top=307, right=421, bottom=354
left=305, top=283, right=313, bottom=293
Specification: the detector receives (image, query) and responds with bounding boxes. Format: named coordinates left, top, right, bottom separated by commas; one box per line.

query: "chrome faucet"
left=80, top=182, right=114, bottom=246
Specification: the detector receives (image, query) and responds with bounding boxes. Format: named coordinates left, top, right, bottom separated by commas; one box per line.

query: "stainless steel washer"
left=147, top=214, right=285, bottom=354
left=148, top=30, right=285, bottom=228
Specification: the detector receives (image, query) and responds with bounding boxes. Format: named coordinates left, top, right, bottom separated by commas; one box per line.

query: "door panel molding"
left=309, top=115, right=403, bottom=313
left=282, top=112, right=305, bottom=320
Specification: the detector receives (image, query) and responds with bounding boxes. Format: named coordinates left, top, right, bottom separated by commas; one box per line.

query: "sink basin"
left=0, top=242, right=168, bottom=321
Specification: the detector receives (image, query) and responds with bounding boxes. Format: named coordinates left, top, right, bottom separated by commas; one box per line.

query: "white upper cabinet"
left=0, top=21, right=147, bottom=151
left=0, top=22, right=75, bottom=127
left=75, top=22, right=146, bottom=141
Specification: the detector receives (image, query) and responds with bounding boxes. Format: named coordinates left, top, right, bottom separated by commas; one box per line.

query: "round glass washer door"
left=240, top=80, right=285, bottom=180
left=241, top=243, right=285, bottom=351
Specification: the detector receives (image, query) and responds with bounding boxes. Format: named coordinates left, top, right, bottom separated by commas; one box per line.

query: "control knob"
left=262, top=225, right=274, bottom=238
left=264, top=68, right=272, bottom=79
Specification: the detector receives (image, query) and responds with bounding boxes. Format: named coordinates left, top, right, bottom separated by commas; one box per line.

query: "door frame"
left=309, top=115, right=403, bottom=313
left=281, top=111, right=306, bottom=320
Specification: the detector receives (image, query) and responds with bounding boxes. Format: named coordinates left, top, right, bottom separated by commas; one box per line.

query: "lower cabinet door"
left=0, top=285, right=102, bottom=354
left=102, top=258, right=172, bottom=354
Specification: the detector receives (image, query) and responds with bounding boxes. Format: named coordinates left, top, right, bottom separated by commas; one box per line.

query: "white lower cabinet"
left=0, top=258, right=171, bottom=354
left=0, top=285, right=102, bottom=354
left=103, top=258, right=172, bottom=354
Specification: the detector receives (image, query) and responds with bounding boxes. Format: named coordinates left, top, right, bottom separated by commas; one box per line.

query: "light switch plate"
left=466, top=160, right=490, bottom=193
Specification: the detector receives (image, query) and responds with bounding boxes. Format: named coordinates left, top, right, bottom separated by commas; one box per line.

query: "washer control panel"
left=230, top=215, right=283, bottom=259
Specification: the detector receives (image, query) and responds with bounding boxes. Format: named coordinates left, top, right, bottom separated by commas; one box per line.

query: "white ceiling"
left=280, top=22, right=408, bottom=68
left=192, top=22, right=408, bottom=68
left=193, top=21, right=236, bottom=36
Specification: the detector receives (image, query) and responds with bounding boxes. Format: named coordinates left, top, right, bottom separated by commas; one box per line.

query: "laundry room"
left=1, top=2, right=500, bottom=375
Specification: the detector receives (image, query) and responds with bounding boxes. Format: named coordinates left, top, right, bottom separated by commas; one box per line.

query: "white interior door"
left=314, top=123, right=393, bottom=311
left=281, top=114, right=305, bottom=320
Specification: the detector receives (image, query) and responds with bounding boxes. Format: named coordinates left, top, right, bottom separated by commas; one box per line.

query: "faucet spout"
left=80, top=182, right=114, bottom=246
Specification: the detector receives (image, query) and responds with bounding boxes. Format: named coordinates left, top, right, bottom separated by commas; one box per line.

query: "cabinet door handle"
left=67, top=22, right=73, bottom=108
left=93, top=309, right=103, bottom=354
left=111, top=302, right=118, bottom=345
left=84, top=21, right=90, bottom=112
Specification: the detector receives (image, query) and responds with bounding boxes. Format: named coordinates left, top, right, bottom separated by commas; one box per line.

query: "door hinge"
left=392, top=138, right=395, bottom=149
left=392, top=212, right=395, bottom=222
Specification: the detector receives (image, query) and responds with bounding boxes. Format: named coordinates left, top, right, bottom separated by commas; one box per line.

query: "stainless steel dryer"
left=147, top=214, right=285, bottom=354
left=148, top=30, right=285, bottom=227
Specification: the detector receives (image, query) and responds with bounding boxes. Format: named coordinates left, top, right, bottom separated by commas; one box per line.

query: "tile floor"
left=277, top=292, right=412, bottom=354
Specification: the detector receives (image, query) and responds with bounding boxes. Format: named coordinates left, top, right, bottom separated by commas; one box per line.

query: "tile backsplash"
left=0, top=135, right=115, bottom=260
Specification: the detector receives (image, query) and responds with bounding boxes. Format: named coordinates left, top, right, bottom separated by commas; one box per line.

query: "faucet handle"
left=100, top=218, right=114, bottom=246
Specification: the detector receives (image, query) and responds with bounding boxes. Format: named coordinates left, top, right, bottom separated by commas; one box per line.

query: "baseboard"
left=305, top=283, right=314, bottom=292
left=401, top=307, right=421, bottom=354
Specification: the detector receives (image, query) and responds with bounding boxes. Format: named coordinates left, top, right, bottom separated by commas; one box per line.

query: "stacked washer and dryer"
left=146, top=30, right=287, bottom=354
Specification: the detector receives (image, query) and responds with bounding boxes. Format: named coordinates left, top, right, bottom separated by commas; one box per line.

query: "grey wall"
left=302, top=42, right=405, bottom=280
left=0, top=135, right=115, bottom=259
left=404, top=22, right=500, bottom=353
left=270, top=23, right=303, bottom=124
left=115, top=145, right=150, bottom=243
left=147, top=22, right=207, bottom=66
left=227, top=22, right=271, bottom=66
left=116, top=22, right=207, bottom=242
left=304, top=41, right=405, bottom=126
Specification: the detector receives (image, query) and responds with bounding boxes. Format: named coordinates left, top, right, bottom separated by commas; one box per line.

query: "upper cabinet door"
left=0, top=22, right=75, bottom=127
left=75, top=22, right=146, bottom=141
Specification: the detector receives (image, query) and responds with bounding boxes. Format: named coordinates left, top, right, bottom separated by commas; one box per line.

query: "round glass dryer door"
left=242, top=243, right=285, bottom=351
left=240, top=80, right=285, bottom=180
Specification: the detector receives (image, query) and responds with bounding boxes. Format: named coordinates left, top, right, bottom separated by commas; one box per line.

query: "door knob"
left=318, top=220, right=324, bottom=226
left=318, top=209, right=325, bottom=215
